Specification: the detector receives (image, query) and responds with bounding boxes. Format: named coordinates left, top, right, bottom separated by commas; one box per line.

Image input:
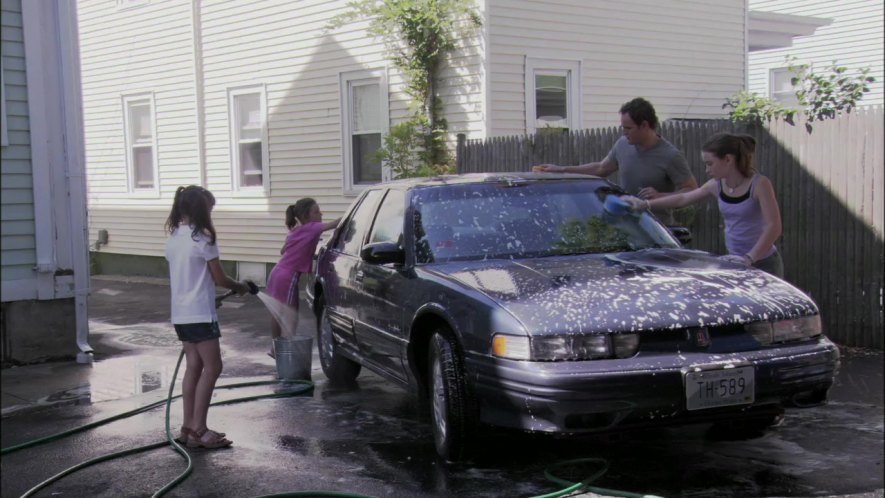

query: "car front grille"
left=637, top=323, right=760, bottom=354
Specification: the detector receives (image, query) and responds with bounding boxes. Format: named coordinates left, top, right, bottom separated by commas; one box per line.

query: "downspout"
left=743, top=0, right=750, bottom=91
left=191, top=0, right=207, bottom=186
left=21, top=1, right=57, bottom=300
left=56, top=0, right=93, bottom=363
left=480, top=0, right=490, bottom=139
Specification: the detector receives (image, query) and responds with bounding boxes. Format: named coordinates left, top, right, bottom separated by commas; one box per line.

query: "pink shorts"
left=266, top=267, right=301, bottom=308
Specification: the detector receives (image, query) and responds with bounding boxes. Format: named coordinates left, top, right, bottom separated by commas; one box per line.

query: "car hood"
left=426, top=249, right=817, bottom=334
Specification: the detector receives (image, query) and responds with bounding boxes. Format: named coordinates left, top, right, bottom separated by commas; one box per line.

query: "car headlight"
left=492, top=334, right=531, bottom=360
left=491, top=333, right=639, bottom=361
left=747, top=315, right=822, bottom=345
left=611, top=333, right=640, bottom=358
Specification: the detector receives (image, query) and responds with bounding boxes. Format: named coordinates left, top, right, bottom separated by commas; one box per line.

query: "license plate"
left=685, top=366, right=754, bottom=411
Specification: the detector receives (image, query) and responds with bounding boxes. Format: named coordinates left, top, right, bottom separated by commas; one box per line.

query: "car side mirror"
left=668, top=226, right=692, bottom=246
left=360, top=242, right=405, bottom=265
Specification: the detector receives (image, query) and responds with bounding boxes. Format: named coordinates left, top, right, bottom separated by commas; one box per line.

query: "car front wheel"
left=316, top=296, right=361, bottom=384
left=428, top=329, right=476, bottom=462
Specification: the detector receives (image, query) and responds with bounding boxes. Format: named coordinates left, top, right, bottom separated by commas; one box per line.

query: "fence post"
left=456, top=133, right=466, bottom=174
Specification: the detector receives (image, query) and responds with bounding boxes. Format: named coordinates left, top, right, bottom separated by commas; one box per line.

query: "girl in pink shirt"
left=265, top=198, right=339, bottom=355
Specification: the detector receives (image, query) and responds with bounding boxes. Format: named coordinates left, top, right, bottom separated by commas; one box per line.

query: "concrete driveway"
left=1, top=275, right=882, bottom=498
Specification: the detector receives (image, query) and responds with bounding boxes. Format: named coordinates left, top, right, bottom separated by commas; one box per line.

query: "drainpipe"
left=57, top=0, right=93, bottom=363
left=21, top=1, right=57, bottom=301
left=743, top=0, right=749, bottom=91
left=191, top=0, right=207, bottom=187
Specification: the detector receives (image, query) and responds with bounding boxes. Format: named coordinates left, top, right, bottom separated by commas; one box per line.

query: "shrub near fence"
left=456, top=108, right=884, bottom=349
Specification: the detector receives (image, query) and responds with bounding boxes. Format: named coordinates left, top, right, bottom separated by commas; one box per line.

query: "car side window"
left=337, top=189, right=384, bottom=256
left=367, top=190, right=405, bottom=246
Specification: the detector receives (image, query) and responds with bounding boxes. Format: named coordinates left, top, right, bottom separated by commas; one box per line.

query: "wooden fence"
left=456, top=107, right=884, bottom=349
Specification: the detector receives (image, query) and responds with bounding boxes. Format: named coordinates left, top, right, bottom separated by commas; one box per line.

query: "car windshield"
left=412, top=179, right=679, bottom=263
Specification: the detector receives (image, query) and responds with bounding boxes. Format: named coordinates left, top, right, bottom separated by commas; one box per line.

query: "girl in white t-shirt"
left=164, top=185, right=249, bottom=449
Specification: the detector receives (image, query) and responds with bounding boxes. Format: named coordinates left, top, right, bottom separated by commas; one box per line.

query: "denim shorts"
left=173, top=321, right=221, bottom=343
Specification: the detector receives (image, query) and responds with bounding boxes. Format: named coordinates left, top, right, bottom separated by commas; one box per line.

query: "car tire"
left=428, top=329, right=476, bottom=462
left=316, top=296, right=361, bottom=384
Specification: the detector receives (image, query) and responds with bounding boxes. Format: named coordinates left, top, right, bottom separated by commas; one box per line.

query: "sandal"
left=175, top=426, right=227, bottom=444
left=175, top=427, right=225, bottom=444
left=174, top=427, right=192, bottom=444
left=187, top=428, right=232, bottom=449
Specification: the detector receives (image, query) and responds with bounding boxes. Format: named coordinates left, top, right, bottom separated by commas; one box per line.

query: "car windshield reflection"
left=412, top=181, right=679, bottom=263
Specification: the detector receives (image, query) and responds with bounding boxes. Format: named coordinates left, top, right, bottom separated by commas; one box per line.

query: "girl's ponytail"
left=165, top=186, right=187, bottom=234
left=285, top=205, right=298, bottom=230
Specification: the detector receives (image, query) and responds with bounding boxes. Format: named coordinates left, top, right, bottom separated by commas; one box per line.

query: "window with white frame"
left=770, top=67, right=800, bottom=107
left=525, top=58, right=581, bottom=134
left=228, top=86, right=268, bottom=193
left=340, top=68, right=389, bottom=192
left=122, top=94, right=157, bottom=192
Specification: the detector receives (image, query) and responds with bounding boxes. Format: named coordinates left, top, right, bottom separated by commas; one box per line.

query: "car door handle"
left=355, top=270, right=364, bottom=282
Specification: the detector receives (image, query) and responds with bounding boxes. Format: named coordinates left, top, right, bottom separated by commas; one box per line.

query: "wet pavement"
left=1, top=275, right=883, bottom=498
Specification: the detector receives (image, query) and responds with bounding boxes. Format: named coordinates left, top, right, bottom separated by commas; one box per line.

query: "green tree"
left=724, top=57, right=875, bottom=132
left=331, top=0, right=482, bottom=177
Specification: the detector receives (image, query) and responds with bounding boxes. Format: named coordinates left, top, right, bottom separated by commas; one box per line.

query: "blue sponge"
left=604, top=195, right=631, bottom=216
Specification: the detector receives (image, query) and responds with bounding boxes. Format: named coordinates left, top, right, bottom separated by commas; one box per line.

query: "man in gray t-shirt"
left=533, top=97, right=697, bottom=226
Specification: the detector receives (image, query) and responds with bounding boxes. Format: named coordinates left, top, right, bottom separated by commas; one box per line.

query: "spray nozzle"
left=215, top=281, right=259, bottom=308
left=216, top=289, right=236, bottom=308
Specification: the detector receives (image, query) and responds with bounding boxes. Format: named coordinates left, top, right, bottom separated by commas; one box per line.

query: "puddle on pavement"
left=86, top=355, right=179, bottom=401
left=2, top=355, right=181, bottom=416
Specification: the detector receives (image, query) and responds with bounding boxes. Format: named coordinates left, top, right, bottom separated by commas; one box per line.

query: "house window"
left=340, top=68, right=389, bottom=193
left=770, top=67, right=799, bottom=107
left=228, top=86, right=268, bottom=194
left=122, top=94, right=158, bottom=192
left=525, top=58, right=581, bottom=134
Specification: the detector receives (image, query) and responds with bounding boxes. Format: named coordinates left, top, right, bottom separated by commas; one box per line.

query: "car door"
left=325, top=189, right=384, bottom=351
left=354, top=189, right=409, bottom=381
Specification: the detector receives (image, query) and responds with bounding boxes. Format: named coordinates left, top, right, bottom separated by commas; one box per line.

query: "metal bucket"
left=273, top=336, right=313, bottom=381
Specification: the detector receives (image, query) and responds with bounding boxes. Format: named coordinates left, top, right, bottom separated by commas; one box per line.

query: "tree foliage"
left=724, top=57, right=875, bottom=132
left=330, top=0, right=481, bottom=177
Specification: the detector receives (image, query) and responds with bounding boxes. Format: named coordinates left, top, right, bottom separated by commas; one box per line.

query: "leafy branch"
left=789, top=57, right=876, bottom=132
left=724, top=57, right=875, bottom=132
left=330, top=0, right=481, bottom=176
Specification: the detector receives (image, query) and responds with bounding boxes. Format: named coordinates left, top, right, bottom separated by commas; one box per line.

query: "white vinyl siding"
left=488, top=0, right=746, bottom=135
left=748, top=0, right=884, bottom=106
left=122, top=93, right=158, bottom=194
left=1, top=0, right=37, bottom=284
left=1, top=64, right=8, bottom=147
left=80, top=0, right=207, bottom=262
left=79, top=0, right=749, bottom=265
left=78, top=0, right=483, bottom=264
left=228, top=86, right=268, bottom=195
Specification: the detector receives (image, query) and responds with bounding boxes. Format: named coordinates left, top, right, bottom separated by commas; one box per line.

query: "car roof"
left=377, top=172, right=608, bottom=189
